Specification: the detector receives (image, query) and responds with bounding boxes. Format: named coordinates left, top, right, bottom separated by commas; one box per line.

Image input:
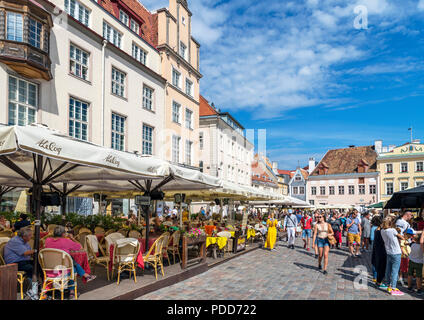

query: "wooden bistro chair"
left=38, top=248, right=77, bottom=300
left=167, top=230, right=181, bottom=265
left=47, top=224, right=57, bottom=233
left=0, top=241, right=26, bottom=300
left=128, top=230, right=141, bottom=239
left=76, top=228, right=92, bottom=250
left=0, top=230, right=13, bottom=238
left=160, top=232, right=170, bottom=265
left=86, top=235, right=110, bottom=281
left=142, top=235, right=166, bottom=280
left=112, top=238, right=141, bottom=285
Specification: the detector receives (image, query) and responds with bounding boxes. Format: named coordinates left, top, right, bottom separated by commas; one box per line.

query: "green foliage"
left=0, top=211, right=32, bottom=224
left=190, top=213, right=199, bottom=220
left=235, top=213, right=243, bottom=221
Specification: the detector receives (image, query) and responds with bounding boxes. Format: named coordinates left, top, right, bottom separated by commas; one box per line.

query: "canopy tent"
left=367, top=201, right=385, bottom=209
left=249, top=196, right=312, bottom=207
left=0, top=124, right=220, bottom=296
left=384, top=185, right=424, bottom=210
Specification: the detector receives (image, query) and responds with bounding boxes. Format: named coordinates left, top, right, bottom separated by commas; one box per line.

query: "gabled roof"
left=310, top=145, right=378, bottom=176
left=199, top=95, right=218, bottom=116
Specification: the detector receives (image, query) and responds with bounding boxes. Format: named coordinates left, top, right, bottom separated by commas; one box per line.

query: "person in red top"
left=300, top=212, right=313, bottom=251
left=44, top=226, right=96, bottom=299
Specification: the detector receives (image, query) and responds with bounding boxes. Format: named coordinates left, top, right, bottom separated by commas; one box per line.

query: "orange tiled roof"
left=199, top=95, right=218, bottom=116
left=310, top=145, right=377, bottom=176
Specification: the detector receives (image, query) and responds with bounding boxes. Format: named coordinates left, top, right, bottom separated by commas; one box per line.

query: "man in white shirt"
left=396, top=211, right=413, bottom=235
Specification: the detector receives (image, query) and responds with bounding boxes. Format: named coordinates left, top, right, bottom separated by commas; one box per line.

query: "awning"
left=384, top=185, right=424, bottom=209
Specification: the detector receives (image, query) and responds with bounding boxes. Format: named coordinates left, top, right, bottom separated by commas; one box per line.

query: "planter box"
left=181, top=235, right=206, bottom=269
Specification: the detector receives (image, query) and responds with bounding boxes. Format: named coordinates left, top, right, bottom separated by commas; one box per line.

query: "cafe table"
left=108, top=238, right=146, bottom=271
left=70, top=249, right=90, bottom=283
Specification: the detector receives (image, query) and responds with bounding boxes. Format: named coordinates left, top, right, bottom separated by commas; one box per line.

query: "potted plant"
left=183, top=227, right=206, bottom=244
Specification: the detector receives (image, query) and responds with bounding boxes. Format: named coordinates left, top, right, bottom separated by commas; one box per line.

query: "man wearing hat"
left=283, top=209, right=298, bottom=249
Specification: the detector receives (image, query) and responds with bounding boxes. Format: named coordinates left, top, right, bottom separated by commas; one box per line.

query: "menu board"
left=241, top=212, right=248, bottom=231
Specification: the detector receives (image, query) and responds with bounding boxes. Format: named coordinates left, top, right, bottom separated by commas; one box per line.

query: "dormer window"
left=131, top=20, right=139, bottom=34
left=119, top=10, right=129, bottom=26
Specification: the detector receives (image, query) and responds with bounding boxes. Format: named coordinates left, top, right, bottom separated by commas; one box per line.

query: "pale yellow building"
left=154, top=0, right=202, bottom=168
left=377, top=141, right=424, bottom=201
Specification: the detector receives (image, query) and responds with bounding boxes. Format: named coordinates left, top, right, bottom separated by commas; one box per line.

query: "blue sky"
left=141, top=0, right=424, bottom=169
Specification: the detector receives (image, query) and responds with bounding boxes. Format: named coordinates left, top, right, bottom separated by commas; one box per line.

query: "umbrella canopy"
left=367, top=201, right=385, bottom=209
left=384, top=185, right=424, bottom=209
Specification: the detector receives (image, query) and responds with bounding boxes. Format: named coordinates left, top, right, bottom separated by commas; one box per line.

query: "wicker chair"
left=76, top=229, right=92, bottom=250
left=112, top=238, right=141, bottom=285
left=104, top=233, right=126, bottom=257
left=161, top=232, right=171, bottom=265
left=94, top=226, right=105, bottom=235
left=167, top=230, right=181, bottom=265
left=86, top=235, right=110, bottom=281
left=78, top=227, right=92, bottom=235
left=117, top=229, right=128, bottom=237
left=0, top=230, right=13, bottom=238
left=38, top=248, right=77, bottom=300
left=128, top=230, right=141, bottom=239
left=143, top=235, right=166, bottom=280
left=104, top=229, right=116, bottom=237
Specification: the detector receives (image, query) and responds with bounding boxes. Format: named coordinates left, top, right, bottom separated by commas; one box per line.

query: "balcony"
left=0, top=0, right=53, bottom=80
left=0, top=40, right=52, bottom=80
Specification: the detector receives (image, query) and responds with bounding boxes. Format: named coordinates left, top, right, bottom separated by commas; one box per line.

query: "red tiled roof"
left=99, top=0, right=157, bottom=48
left=310, top=145, right=378, bottom=176
left=277, top=169, right=292, bottom=176
left=199, top=95, right=218, bottom=116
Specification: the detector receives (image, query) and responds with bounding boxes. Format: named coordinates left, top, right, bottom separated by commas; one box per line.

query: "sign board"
left=241, top=212, right=248, bottom=231
left=135, top=195, right=151, bottom=206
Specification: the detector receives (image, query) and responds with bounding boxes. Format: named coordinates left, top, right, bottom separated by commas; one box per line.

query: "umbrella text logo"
left=36, top=139, right=62, bottom=155
left=105, top=155, right=120, bottom=167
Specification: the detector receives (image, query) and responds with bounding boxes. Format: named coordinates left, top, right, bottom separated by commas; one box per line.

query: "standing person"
left=361, top=212, right=371, bottom=252
left=264, top=212, right=278, bottom=251
left=312, top=214, right=334, bottom=275
left=346, top=211, right=362, bottom=257
left=300, top=212, right=313, bottom=251
left=372, top=217, right=387, bottom=288
left=380, top=218, right=405, bottom=296
left=399, top=228, right=414, bottom=287
left=339, top=213, right=347, bottom=246
left=295, top=211, right=303, bottom=237
left=283, top=209, right=298, bottom=249
left=396, top=211, right=413, bottom=235
left=312, top=211, right=320, bottom=258
left=329, top=214, right=342, bottom=249
left=407, top=231, right=424, bottom=295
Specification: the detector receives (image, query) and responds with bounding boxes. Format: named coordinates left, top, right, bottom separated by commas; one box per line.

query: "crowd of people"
left=259, top=208, right=424, bottom=297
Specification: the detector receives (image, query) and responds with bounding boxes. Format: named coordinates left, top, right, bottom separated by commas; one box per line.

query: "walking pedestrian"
left=312, top=214, right=334, bottom=275
left=329, top=213, right=342, bottom=249
left=371, top=216, right=387, bottom=287
left=346, top=210, right=362, bottom=257
left=361, top=212, right=371, bottom=252
left=407, top=231, right=424, bottom=295
left=264, top=212, right=278, bottom=251
left=380, top=217, right=405, bottom=296
left=283, top=209, right=298, bottom=249
left=300, top=212, right=313, bottom=251
left=312, top=211, right=320, bottom=258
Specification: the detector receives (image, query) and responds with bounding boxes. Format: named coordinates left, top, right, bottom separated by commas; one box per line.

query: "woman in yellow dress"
left=264, top=212, right=278, bottom=250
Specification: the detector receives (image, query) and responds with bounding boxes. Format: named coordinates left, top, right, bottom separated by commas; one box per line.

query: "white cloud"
left=419, top=0, right=424, bottom=10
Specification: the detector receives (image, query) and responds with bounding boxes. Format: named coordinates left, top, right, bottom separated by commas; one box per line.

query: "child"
left=399, top=228, right=414, bottom=286
left=407, top=231, right=424, bottom=295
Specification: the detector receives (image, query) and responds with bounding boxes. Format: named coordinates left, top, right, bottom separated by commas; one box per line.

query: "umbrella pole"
left=144, top=204, right=149, bottom=254
left=179, top=202, right=183, bottom=229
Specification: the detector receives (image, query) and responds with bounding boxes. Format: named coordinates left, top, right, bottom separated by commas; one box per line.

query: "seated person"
left=0, top=215, right=10, bottom=230
left=44, top=226, right=96, bottom=293
left=4, top=227, right=35, bottom=278
left=12, top=214, right=31, bottom=232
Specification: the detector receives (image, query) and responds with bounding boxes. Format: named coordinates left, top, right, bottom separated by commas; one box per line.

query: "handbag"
left=327, top=223, right=336, bottom=245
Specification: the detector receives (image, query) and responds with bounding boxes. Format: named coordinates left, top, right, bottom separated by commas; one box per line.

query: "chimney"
left=389, top=145, right=396, bottom=152
left=374, top=140, right=383, bottom=154
left=272, top=161, right=278, bottom=174
left=308, top=157, right=316, bottom=174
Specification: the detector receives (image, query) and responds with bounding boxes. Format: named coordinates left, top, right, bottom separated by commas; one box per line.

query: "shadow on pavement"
left=293, top=262, right=320, bottom=272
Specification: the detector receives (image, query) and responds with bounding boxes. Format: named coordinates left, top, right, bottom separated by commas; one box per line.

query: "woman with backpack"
left=312, top=213, right=334, bottom=275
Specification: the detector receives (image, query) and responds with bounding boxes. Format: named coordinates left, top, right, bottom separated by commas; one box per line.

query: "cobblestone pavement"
left=138, top=237, right=423, bottom=300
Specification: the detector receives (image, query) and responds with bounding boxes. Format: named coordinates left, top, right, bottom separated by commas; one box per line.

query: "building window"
left=111, top=113, right=125, bottom=151
left=185, top=140, right=192, bottom=166
left=416, top=181, right=424, bottom=187
left=179, top=41, right=187, bottom=60
left=185, top=109, right=193, bottom=129
left=309, top=200, right=315, bottom=205
left=8, top=76, right=37, bottom=126
left=29, top=18, right=42, bottom=48
left=142, top=86, right=153, bottom=111
left=370, top=185, right=376, bottom=194
left=401, top=182, right=409, bottom=191
left=172, top=101, right=181, bottom=123
left=182, top=16, right=186, bottom=25
left=70, top=44, right=89, bottom=81
left=103, top=21, right=122, bottom=48
left=199, top=161, right=203, bottom=173
left=172, top=68, right=181, bottom=88
left=401, top=162, right=408, bottom=173
left=359, top=185, right=365, bottom=195
left=65, top=0, right=90, bottom=26
left=416, top=162, right=423, bottom=172
left=311, top=186, right=317, bottom=195
left=293, top=187, right=298, bottom=195
left=130, top=20, right=139, bottom=34
left=348, top=185, right=355, bottom=195
left=329, top=186, right=335, bottom=195
left=339, top=185, right=345, bottom=195
left=295, top=176, right=301, bottom=181
left=186, top=79, right=193, bottom=97
left=142, top=124, right=153, bottom=155
left=172, top=135, right=181, bottom=163
left=386, top=182, right=394, bottom=195
left=320, top=186, right=326, bottom=195
left=299, top=186, right=305, bottom=194
left=199, top=132, right=204, bottom=150
left=119, top=10, right=129, bottom=26
left=6, top=12, right=23, bottom=42
left=111, top=67, right=126, bottom=97
left=132, top=43, right=147, bottom=65
left=69, top=97, right=88, bottom=141
left=386, top=163, right=393, bottom=173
